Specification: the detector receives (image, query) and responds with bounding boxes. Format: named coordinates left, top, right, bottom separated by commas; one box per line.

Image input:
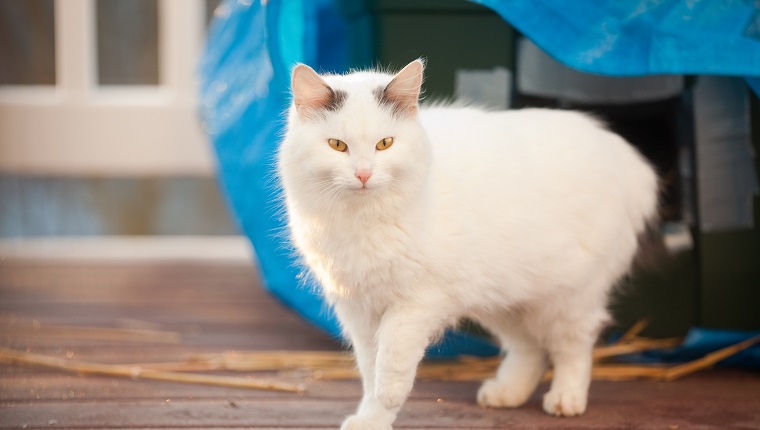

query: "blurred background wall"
left=0, top=0, right=235, bottom=237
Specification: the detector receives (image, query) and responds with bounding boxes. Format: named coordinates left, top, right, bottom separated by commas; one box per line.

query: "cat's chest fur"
left=293, top=199, right=431, bottom=304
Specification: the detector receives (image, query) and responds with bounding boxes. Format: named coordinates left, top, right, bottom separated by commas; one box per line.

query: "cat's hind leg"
left=541, top=306, right=608, bottom=417
left=475, top=317, right=547, bottom=409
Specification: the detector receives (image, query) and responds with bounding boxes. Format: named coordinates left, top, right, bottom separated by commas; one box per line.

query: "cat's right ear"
left=291, top=64, right=339, bottom=119
left=380, top=59, right=424, bottom=118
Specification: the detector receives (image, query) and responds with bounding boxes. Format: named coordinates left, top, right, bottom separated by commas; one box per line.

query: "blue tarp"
left=622, top=327, right=760, bottom=370
left=198, top=0, right=759, bottom=361
left=198, top=0, right=344, bottom=340
left=473, top=0, right=760, bottom=92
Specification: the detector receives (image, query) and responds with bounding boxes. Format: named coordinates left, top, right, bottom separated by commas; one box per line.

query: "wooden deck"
left=1, top=255, right=759, bottom=429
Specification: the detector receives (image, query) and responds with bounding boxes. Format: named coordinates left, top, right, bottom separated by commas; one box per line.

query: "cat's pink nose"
left=355, top=170, right=372, bottom=185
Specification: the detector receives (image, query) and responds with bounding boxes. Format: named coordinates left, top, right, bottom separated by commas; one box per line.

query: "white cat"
left=277, top=60, right=658, bottom=430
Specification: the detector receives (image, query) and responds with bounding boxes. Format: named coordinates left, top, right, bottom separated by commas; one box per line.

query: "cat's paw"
left=476, top=378, right=531, bottom=408
left=340, top=414, right=392, bottom=430
left=542, top=389, right=587, bottom=417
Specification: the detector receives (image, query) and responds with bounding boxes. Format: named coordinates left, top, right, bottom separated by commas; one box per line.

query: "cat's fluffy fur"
left=277, top=60, right=658, bottom=430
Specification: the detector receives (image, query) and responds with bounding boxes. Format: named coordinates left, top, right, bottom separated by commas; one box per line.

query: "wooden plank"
left=0, top=274, right=260, bottom=303
left=0, top=370, right=351, bottom=402
left=1, top=368, right=483, bottom=402
left=0, top=317, right=333, bottom=339
left=0, top=331, right=341, bottom=351
left=2, top=393, right=759, bottom=429
left=0, top=265, right=260, bottom=304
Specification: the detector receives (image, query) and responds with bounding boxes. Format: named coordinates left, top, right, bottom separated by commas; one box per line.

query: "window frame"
left=0, top=0, right=214, bottom=176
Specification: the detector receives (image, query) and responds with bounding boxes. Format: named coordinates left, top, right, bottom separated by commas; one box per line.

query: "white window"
left=0, top=0, right=220, bottom=176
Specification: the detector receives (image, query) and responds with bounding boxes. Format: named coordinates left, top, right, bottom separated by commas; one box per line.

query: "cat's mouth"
left=352, top=183, right=377, bottom=194
left=347, top=178, right=371, bottom=192
left=350, top=177, right=394, bottom=193
left=343, top=176, right=384, bottom=193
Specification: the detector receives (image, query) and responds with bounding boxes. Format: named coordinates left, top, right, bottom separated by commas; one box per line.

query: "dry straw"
left=0, top=347, right=304, bottom=393
left=2, top=320, right=757, bottom=391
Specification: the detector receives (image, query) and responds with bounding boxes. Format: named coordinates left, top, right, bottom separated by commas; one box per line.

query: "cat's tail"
left=633, top=220, right=666, bottom=271
left=634, top=220, right=694, bottom=272
left=627, top=141, right=667, bottom=272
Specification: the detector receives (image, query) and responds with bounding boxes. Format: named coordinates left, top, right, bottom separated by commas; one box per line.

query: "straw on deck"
left=2, top=321, right=756, bottom=390
left=0, top=347, right=304, bottom=393
left=663, top=334, right=760, bottom=381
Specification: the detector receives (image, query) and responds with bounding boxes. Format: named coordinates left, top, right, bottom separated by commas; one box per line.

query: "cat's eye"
left=328, top=138, right=348, bottom=152
left=376, top=137, right=394, bottom=151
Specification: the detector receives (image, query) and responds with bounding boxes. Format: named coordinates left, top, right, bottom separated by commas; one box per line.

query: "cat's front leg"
left=374, top=305, right=444, bottom=411
left=334, top=302, right=394, bottom=430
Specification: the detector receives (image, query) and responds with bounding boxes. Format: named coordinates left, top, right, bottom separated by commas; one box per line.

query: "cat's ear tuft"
left=291, top=64, right=341, bottom=118
left=381, top=59, right=424, bottom=118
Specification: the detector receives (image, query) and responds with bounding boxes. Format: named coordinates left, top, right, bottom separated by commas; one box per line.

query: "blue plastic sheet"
left=198, top=0, right=343, bottom=339
left=473, top=0, right=760, bottom=78
left=621, top=327, right=760, bottom=370
left=198, top=0, right=759, bottom=361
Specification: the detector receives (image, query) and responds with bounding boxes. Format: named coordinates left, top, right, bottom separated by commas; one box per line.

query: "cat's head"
left=278, top=60, right=431, bottom=213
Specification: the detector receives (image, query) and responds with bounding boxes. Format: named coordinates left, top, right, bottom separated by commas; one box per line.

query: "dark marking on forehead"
left=326, top=89, right=347, bottom=111
left=372, top=85, right=388, bottom=107
left=372, top=84, right=406, bottom=118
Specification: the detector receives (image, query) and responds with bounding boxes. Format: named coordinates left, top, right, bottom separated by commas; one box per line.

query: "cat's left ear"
left=380, top=59, right=424, bottom=118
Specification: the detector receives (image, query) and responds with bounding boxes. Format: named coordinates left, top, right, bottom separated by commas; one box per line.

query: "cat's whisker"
left=322, top=187, right=347, bottom=215
left=309, top=184, right=344, bottom=215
